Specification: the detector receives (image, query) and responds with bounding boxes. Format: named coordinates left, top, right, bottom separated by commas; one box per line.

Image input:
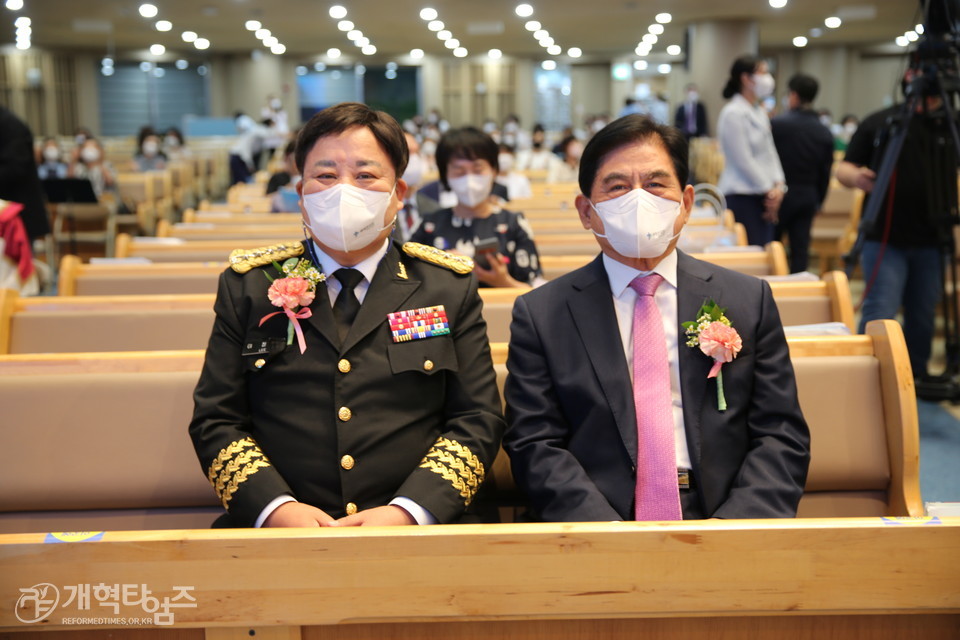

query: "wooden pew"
left=811, top=182, right=864, bottom=273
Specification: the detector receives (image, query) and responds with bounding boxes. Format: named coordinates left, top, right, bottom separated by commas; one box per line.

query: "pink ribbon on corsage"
left=259, top=307, right=313, bottom=354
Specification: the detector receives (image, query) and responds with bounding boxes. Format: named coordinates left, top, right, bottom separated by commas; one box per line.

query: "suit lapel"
left=566, top=256, right=638, bottom=467
left=341, top=244, right=419, bottom=353
left=676, top=250, right=719, bottom=472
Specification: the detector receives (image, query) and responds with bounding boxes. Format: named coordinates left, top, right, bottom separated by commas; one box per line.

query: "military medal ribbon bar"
left=388, top=305, right=451, bottom=342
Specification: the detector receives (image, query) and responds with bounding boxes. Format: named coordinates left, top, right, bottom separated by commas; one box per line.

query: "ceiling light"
left=175, top=59, right=188, bottom=69
left=271, top=44, right=286, bottom=55
left=182, top=31, right=197, bottom=42
left=437, top=30, right=451, bottom=40
left=361, top=44, right=377, bottom=55
left=810, top=28, right=823, bottom=37
left=658, top=63, right=671, bottom=74
left=329, top=5, right=347, bottom=19
left=635, top=45, right=651, bottom=56
left=263, top=36, right=278, bottom=47
left=445, top=39, right=459, bottom=49
left=541, top=60, right=556, bottom=71
left=666, top=44, right=681, bottom=55
left=906, top=30, right=919, bottom=42
left=14, top=16, right=29, bottom=27
left=101, top=66, right=114, bottom=76
left=139, top=4, right=158, bottom=18
left=197, top=65, right=208, bottom=76
left=656, top=13, right=672, bottom=23
left=245, top=20, right=261, bottom=31
left=410, top=48, right=424, bottom=59
left=895, top=36, right=909, bottom=47
left=255, top=28, right=270, bottom=39
left=547, top=45, right=561, bottom=55
left=155, top=20, right=172, bottom=31
left=150, top=44, right=166, bottom=55
left=6, top=0, right=24, bottom=9
left=642, top=33, right=658, bottom=45
left=153, top=67, right=165, bottom=78
left=488, top=48, right=502, bottom=59
left=101, top=57, right=113, bottom=67
left=338, top=20, right=354, bottom=31
left=453, top=47, right=468, bottom=57
left=420, top=8, right=438, bottom=21
left=633, top=60, right=648, bottom=70
left=327, top=47, right=341, bottom=58
left=534, top=29, right=548, bottom=40
left=16, top=26, right=29, bottom=36
left=386, top=69, right=398, bottom=79
left=194, top=38, right=210, bottom=50
left=428, top=20, right=444, bottom=31
left=515, top=4, right=534, bottom=18
left=769, top=0, right=787, bottom=7
left=296, top=65, right=307, bottom=75
left=916, top=24, right=925, bottom=34
left=355, top=37, right=370, bottom=46
left=525, top=20, right=541, bottom=31
left=347, top=29, right=362, bottom=40
left=649, top=24, right=664, bottom=35
left=825, top=16, right=842, bottom=29
left=314, top=61, right=327, bottom=71
left=386, top=61, right=398, bottom=70
left=567, top=47, right=582, bottom=58
left=15, top=40, right=29, bottom=49
left=540, top=37, right=554, bottom=47
left=139, top=61, right=153, bottom=72
left=793, top=36, right=808, bottom=47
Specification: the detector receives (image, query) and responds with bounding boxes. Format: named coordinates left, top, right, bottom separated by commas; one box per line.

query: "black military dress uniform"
left=189, top=239, right=505, bottom=526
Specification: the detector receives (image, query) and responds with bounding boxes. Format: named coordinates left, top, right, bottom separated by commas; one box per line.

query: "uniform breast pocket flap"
left=387, top=337, right=459, bottom=376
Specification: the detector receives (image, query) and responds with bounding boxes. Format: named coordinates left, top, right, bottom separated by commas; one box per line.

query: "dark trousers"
left=775, top=189, right=818, bottom=273
left=726, top=193, right=774, bottom=247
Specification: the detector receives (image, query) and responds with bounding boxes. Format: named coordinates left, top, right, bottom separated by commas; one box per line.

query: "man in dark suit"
left=190, top=102, right=505, bottom=528
left=771, top=74, right=835, bottom=273
left=673, top=83, right=709, bottom=140
left=503, top=115, right=809, bottom=522
left=0, top=106, right=50, bottom=241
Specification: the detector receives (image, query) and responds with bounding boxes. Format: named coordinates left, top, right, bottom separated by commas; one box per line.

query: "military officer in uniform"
left=189, top=102, right=505, bottom=528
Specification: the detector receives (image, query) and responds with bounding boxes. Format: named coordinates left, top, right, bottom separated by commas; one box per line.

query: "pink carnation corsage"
left=682, top=300, right=742, bottom=411
left=258, top=257, right=326, bottom=354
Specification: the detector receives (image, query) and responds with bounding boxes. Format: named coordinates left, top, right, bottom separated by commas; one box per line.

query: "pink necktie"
left=629, top=274, right=683, bottom=521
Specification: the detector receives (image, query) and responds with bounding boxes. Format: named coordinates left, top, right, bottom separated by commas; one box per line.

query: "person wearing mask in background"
left=37, top=137, right=69, bottom=180
left=398, top=132, right=427, bottom=241
left=501, top=114, right=531, bottom=150
left=69, top=137, right=116, bottom=199
left=411, top=127, right=544, bottom=288
left=133, top=127, right=167, bottom=172
left=189, top=101, right=505, bottom=528
left=771, top=73, right=834, bottom=273
left=547, top=135, right=583, bottom=184
left=69, top=126, right=94, bottom=164
left=674, top=83, right=709, bottom=140
left=267, top=140, right=300, bottom=213
left=517, top=124, right=552, bottom=171
left=495, top=144, right=533, bottom=201
left=717, top=54, right=786, bottom=246
left=833, top=114, right=860, bottom=152
left=163, top=127, right=190, bottom=162
left=261, top=95, right=290, bottom=169
left=229, top=112, right=267, bottom=186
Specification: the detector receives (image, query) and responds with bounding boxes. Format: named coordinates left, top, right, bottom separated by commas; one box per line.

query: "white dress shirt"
left=255, top=238, right=437, bottom=527
left=602, top=251, right=693, bottom=470
left=717, top=93, right=785, bottom=196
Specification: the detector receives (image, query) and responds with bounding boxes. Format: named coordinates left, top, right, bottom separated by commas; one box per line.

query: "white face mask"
left=402, top=153, right=426, bottom=188
left=497, top=153, right=514, bottom=172
left=448, top=173, right=493, bottom=208
left=143, top=140, right=159, bottom=156
left=43, top=147, right=60, bottom=162
left=687, top=91, right=699, bottom=103
left=590, top=188, right=682, bottom=259
left=270, top=99, right=282, bottom=110
left=302, top=183, right=396, bottom=252
left=164, top=135, right=180, bottom=149
left=80, top=146, right=100, bottom=163
left=752, top=73, right=775, bottom=99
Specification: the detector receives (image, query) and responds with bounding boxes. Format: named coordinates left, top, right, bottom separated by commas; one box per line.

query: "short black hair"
left=578, top=114, right=689, bottom=197
left=295, top=102, right=408, bottom=179
left=788, top=73, right=819, bottom=104
left=723, top=54, right=763, bottom=99
left=436, top=127, right=499, bottom=190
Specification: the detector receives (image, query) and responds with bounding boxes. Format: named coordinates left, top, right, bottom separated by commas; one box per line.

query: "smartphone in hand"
left=473, top=237, right=499, bottom=269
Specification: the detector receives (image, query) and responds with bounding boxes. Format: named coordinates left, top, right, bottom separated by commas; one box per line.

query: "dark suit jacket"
left=189, top=241, right=505, bottom=526
left=0, top=107, right=50, bottom=240
left=771, top=107, right=834, bottom=214
left=503, top=251, right=810, bottom=521
left=674, top=101, right=708, bottom=139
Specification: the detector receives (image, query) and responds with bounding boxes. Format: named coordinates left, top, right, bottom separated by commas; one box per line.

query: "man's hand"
left=262, top=502, right=335, bottom=527
left=474, top=253, right=525, bottom=288
left=763, top=186, right=784, bottom=223
left=332, top=505, right=417, bottom=527
left=837, top=161, right=876, bottom=193
left=849, top=166, right=877, bottom=192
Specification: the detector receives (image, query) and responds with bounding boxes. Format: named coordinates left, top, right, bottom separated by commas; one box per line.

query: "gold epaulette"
left=402, top=242, right=474, bottom=275
left=229, top=241, right=305, bottom=274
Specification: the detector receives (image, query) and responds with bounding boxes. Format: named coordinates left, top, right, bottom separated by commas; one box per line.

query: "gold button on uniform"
left=254, top=358, right=266, bottom=369
left=338, top=406, right=352, bottom=422
left=423, top=359, right=434, bottom=372
left=345, top=502, right=357, bottom=515
left=338, top=359, right=351, bottom=373
left=340, top=454, right=355, bottom=470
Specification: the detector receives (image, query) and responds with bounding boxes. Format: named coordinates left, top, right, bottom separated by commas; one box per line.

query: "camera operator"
left=837, top=67, right=952, bottom=381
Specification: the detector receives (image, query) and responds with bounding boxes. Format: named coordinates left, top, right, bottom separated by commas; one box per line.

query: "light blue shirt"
left=717, top=93, right=785, bottom=195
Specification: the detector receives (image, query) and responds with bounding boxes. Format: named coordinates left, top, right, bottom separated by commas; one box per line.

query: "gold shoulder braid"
left=402, top=242, right=474, bottom=275
left=229, top=241, right=305, bottom=274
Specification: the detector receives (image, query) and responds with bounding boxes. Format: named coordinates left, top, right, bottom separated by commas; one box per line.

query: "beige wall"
left=570, top=63, right=612, bottom=126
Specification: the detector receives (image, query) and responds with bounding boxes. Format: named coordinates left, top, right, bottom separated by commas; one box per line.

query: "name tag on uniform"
left=241, top=337, right=286, bottom=356
left=388, top=305, right=450, bottom=343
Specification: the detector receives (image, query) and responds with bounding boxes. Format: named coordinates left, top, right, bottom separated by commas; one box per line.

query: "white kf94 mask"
left=589, top=188, right=682, bottom=259
left=302, top=183, right=396, bottom=252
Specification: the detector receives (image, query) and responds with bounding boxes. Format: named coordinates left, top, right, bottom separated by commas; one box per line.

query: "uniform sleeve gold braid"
left=222, top=458, right=271, bottom=507
left=435, top=437, right=485, bottom=478
left=207, top=437, right=257, bottom=484
left=215, top=448, right=265, bottom=496
left=418, top=459, right=473, bottom=503
left=424, top=448, right=480, bottom=489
